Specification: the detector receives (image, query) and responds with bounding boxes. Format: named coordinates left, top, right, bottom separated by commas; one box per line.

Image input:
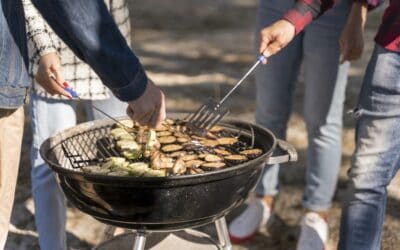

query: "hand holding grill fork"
left=259, top=19, right=296, bottom=64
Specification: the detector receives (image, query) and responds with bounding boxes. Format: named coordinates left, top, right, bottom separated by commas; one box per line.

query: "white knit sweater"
left=22, top=0, right=131, bottom=100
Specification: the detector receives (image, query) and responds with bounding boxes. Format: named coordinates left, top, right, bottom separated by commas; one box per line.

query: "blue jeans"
left=29, top=94, right=127, bottom=250
left=254, top=0, right=350, bottom=211
left=338, top=45, right=400, bottom=250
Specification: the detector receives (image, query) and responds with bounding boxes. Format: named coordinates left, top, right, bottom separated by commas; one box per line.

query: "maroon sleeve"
left=282, top=0, right=335, bottom=35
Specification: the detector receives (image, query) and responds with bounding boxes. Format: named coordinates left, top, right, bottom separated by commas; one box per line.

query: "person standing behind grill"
left=0, top=0, right=165, bottom=248
left=228, top=0, right=350, bottom=248
left=22, top=1, right=134, bottom=249
left=338, top=1, right=400, bottom=249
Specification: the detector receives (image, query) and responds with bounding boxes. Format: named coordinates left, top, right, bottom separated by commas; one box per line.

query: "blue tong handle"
left=62, top=84, right=79, bottom=99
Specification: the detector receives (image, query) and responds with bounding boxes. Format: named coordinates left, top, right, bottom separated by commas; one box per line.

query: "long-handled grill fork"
left=186, top=55, right=265, bottom=136
left=50, top=75, right=132, bottom=133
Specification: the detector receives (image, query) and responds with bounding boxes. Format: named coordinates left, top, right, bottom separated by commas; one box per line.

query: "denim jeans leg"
left=30, top=94, right=78, bottom=250
left=301, top=5, right=349, bottom=211
left=254, top=1, right=303, bottom=196
left=338, top=45, right=400, bottom=250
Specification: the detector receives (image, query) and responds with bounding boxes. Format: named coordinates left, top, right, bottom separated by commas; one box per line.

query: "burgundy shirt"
left=282, top=0, right=400, bottom=52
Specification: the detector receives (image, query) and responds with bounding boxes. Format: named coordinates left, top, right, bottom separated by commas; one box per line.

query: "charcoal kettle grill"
left=40, top=116, right=297, bottom=250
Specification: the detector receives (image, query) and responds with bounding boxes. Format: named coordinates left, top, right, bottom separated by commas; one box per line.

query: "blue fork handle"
left=257, top=55, right=266, bottom=62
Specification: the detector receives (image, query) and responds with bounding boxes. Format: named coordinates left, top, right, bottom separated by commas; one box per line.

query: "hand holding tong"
left=50, top=75, right=132, bottom=131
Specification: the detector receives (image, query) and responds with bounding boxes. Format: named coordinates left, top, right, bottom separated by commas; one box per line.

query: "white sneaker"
left=296, top=212, right=328, bottom=250
left=228, top=198, right=271, bottom=243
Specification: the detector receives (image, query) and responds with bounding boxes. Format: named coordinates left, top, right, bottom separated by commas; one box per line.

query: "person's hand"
left=339, top=2, right=367, bottom=63
left=259, top=19, right=296, bottom=64
left=126, top=80, right=166, bottom=128
left=35, top=52, right=71, bottom=98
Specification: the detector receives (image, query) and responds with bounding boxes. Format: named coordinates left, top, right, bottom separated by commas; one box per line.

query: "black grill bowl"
left=40, top=118, right=293, bottom=231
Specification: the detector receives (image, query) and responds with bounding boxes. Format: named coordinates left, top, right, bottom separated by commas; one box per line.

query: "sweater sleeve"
left=22, top=0, right=57, bottom=57
left=32, top=0, right=147, bottom=101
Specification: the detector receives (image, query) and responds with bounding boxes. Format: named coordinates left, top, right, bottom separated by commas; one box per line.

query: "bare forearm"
left=348, top=2, right=368, bottom=31
left=339, top=2, right=368, bottom=62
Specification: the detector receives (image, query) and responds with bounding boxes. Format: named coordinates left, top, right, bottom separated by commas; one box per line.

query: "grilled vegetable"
left=210, top=125, right=224, bottom=133
left=122, top=150, right=142, bottom=160
left=162, top=144, right=183, bottom=153
left=111, top=128, right=130, bottom=140
left=201, top=140, right=219, bottom=147
left=169, top=151, right=187, bottom=158
left=174, top=132, right=187, bottom=138
left=143, top=169, right=166, bottom=177
left=151, top=152, right=174, bottom=169
left=214, top=149, right=232, bottom=156
left=146, top=129, right=158, bottom=150
left=174, top=125, right=186, bottom=133
left=177, top=137, right=189, bottom=143
left=143, top=129, right=159, bottom=158
left=165, top=119, right=175, bottom=125
left=224, top=154, right=248, bottom=164
left=185, top=160, right=204, bottom=168
left=192, top=135, right=205, bottom=141
left=172, top=158, right=186, bottom=174
left=198, top=153, right=207, bottom=159
left=136, top=128, right=147, bottom=144
left=116, top=119, right=134, bottom=129
left=155, top=124, right=168, bottom=131
left=116, top=140, right=140, bottom=151
left=158, top=136, right=177, bottom=144
left=118, top=133, right=135, bottom=141
left=181, top=154, right=198, bottom=161
left=217, top=137, right=238, bottom=145
left=157, top=131, right=172, bottom=137
left=201, top=162, right=226, bottom=171
left=189, top=168, right=204, bottom=175
left=204, top=154, right=223, bottom=162
left=102, top=157, right=129, bottom=170
left=206, top=132, right=218, bottom=139
left=240, top=148, right=263, bottom=159
left=127, top=162, right=149, bottom=176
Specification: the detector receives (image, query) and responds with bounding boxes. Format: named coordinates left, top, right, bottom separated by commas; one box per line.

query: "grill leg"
left=132, top=231, right=146, bottom=250
left=215, top=217, right=232, bottom=250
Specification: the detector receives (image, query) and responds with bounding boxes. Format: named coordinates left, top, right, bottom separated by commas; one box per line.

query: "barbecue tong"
left=50, top=76, right=132, bottom=132
left=186, top=55, right=266, bottom=136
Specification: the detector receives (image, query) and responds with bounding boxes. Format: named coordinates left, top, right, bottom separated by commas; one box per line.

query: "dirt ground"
left=6, top=1, right=400, bottom=249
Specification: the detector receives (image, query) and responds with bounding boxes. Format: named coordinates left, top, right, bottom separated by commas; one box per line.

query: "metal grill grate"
left=60, top=125, right=120, bottom=169
left=53, top=121, right=256, bottom=170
